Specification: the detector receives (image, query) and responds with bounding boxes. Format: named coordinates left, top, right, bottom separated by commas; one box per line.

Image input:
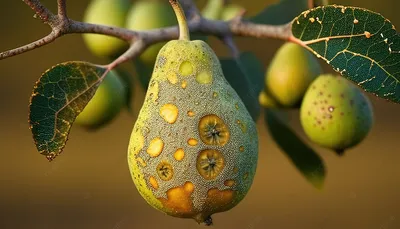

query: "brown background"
left=0, top=0, right=399, bottom=228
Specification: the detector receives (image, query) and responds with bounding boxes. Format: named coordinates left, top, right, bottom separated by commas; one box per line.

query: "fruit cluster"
left=77, top=0, right=374, bottom=225
left=259, top=42, right=374, bottom=154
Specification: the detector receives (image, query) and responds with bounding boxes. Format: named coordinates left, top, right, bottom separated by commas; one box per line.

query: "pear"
left=300, top=74, right=374, bottom=154
left=82, top=0, right=130, bottom=58
left=266, top=42, right=322, bottom=107
left=75, top=70, right=126, bottom=129
left=201, top=0, right=225, bottom=20
left=259, top=90, right=279, bottom=108
left=127, top=0, right=258, bottom=225
left=220, top=3, right=244, bottom=21
left=126, top=0, right=177, bottom=88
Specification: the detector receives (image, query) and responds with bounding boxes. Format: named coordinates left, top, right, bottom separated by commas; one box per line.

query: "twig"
left=308, top=0, right=314, bottom=9
left=1, top=0, right=294, bottom=70
left=223, top=36, right=240, bottom=58
left=57, top=0, right=67, bottom=20
left=23, top=0, right=54, bottom=23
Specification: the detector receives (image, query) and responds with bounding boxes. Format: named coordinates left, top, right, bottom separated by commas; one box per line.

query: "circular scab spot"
left=181, top=80, right=187, bottom=89
left=196, top=71, right=213, bottom=84
left=213, top=92, right=218, bottom=98
left=233, top=167, right=239, bottom=174
left=199, top=114, right=230, bottom=146
left=187, top=110, right=195, bottom=117
left=147, top=137, right=164, bottom=157
left=196, top=149, right=225, bottom=180
left=136, top=157, right=147, bottom=167
left=239, top=146, right=245, bottom=152
left=157, top=161, right=174, bottom=181
left=188, top=138, right=198, bottom=146
left=224, top=180, right=235, bottom=187
left=179, top=61, right=193, bottom=76
left=149, top=176, right=159, bottom=190
left=174, top=148, right=185, bottom=161
left=160, top=104, right=179, bottom=124
left=167, top=73, right=178, bottom=84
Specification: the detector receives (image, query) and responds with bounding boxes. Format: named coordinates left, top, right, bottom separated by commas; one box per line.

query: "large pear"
left=127, top=0, right=258, bottom=225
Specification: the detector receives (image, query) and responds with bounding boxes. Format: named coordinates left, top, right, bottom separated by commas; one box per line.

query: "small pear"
left=201, top=0, right=224, bottom=20
left=266, top=42, right=322, bottom=107
left=82, top=0, right=130, bottom=58
left=300, top=74, right=374, bottom=154
left=259, top=90, right=279, bottom=108
left=220, top=3, right=244, bottom=21
left=127, top=0, right=258, bottom=225
left=75, top=70, right=126, bottom=129
left=126, top=0, right=177, bottom=66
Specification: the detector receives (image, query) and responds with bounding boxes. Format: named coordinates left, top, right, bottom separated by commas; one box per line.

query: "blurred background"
left=1, top=0, right=399, bottom=228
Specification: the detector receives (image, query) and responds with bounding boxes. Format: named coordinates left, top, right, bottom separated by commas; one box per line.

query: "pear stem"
left=169, top=0, right=190, bottom=41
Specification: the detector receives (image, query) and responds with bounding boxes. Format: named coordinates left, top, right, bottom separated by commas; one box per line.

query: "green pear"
left=300, top=74, right=374, bottom=154
left=259, top=90, right=279, bottom=108
left=220, top=3, right=244, bottom=21
left=82, top=0, right=130, bottom=58
left=201, top=0, right=225, bottom=20
left=75, top=70, right=126, bottom=129
left=266, top=42, right=322, bottom=107
left=126, top=0, right=177, bottom=66
left=127, top=1, right=258, bottom=225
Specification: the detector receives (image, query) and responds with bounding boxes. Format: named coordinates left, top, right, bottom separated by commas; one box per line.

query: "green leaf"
left=220, top=52, right=264, bottom=121
left=29, top=61, right=107, bottom=161
left=265, top=109, right=326, bottom=189
left=292, top=5, right=400, bottom=103
left=250, top=0, right=308, bottom=25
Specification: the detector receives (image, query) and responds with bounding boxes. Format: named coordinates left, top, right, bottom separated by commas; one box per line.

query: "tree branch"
left=23, top=0, right=54, bottom=23
left=2, top=0, right=293, bottom=69
left=57, top=0, right=67, bottom=20
left=0, top=32, right=58, bottom=59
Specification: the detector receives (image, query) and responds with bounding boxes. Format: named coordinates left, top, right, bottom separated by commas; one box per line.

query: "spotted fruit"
left=300, top=74, right=374, bottom=154
left=127, top=0, right=258, bottom=225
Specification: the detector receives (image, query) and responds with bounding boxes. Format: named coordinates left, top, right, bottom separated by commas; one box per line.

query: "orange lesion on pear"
left=174, top=148, right=185, bottom=161
left=224, top=179, right=235, bottom=187
left=149, top=176, right=159, bottom=190
left=194, top=187, right=236, bottom=223
left=147, top=137, right=164, bottom=157
left=158, top=181, right=195, bottom=217
left=160, top=104, right=179, bottom=124
left=187, top=138, right=198, bottom=146
left=136, top=157, right=147, bottom=167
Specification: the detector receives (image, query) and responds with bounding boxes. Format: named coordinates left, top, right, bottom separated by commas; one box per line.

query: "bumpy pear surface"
left=266, top=42, right=322, bottom=107
left=127, top=0, right=258, bottom=225
left=75, top=71, right=126, bottom=129
left=126, top=1, right=177, bottom=66
left=300, top=74, right=374, bottom=153
left=82, top=0, right=129, bottom=58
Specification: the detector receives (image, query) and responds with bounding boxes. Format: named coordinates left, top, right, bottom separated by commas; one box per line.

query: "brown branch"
left=223, top=36, right=240, bottom=58
left=1, top=0, right=293, bottom=69
left=0, top=32, right=58, bottom=59
left=57, top=0, right=67, bottom=20
left=23, top=0, right=54, bottom=23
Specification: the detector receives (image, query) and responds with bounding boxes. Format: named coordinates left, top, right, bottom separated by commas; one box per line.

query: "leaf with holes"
left=250, top=0, right=308, bottom=25
left=29, top=62, right=107, bottom=161
left=291, top=5, right=400, bottom=103
left=265, top=109, right=326, bottom=189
